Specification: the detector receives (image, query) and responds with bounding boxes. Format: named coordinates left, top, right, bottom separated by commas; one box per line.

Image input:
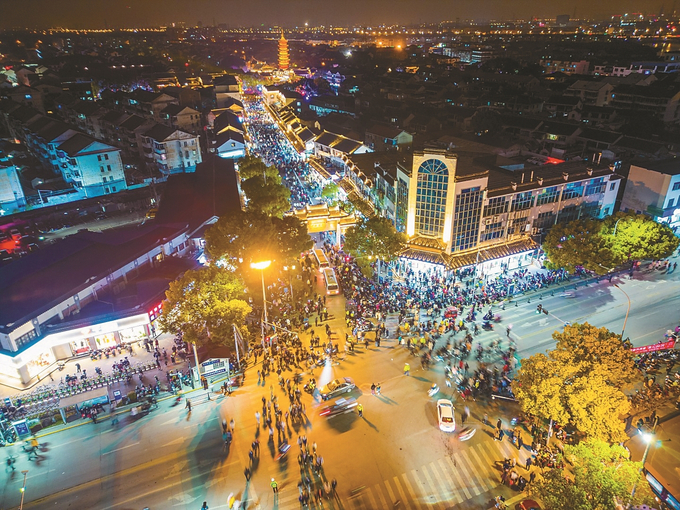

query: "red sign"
left=630, top=339, right=676, bottom=354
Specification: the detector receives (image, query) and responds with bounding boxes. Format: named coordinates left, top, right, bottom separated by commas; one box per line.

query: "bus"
left=322, top=267, right=340, bottom=295
left=313, top=248, right=330, bottom=271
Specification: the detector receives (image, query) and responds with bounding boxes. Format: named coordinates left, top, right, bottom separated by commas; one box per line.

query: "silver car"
left=319, top=377, right=356, bottom=401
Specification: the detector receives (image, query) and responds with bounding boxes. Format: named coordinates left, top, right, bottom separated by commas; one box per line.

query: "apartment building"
left=139, top=123, right=202, bottom=175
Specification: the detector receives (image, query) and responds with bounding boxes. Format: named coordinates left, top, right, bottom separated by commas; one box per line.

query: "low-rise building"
left=159, top=104, right=202, bottom=134
left=313, top=131, right=371, bottom=169
left=213, top=75, right=240, bottom=108
left=56, top=134, right=127, bottom=197
left=364, top=124, right=413, bottom=152
left=0, top=155, right=26, bottom=214
left=213, top=131, right=246, bottom=159
left=621, top=159, right=680, bottom=230
left=564, top=81, right=615, bottom=107
left=139, top=123, right=202, bottom=175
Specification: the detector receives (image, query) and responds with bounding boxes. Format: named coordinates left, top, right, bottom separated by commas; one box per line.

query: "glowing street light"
left=251, top=260, right=272, bottom=347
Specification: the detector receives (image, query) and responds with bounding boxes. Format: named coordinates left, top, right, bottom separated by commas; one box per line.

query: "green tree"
left=237, top=155, right=291, bottom=218
left=158, top=266, right=252, bottom=348
left=513, top=323, right=638, bottom=442
left=241, top=175, right=291, bottom=217
left=530, top=440, right=656, bottom=510
left=321, top=183, right=340, bottom=204
left=604, top=212, right=679, bottom=263
left=544, top=213, right=679, bottom=273
left=205, top=211, right=311, bottom=270
left=344, top=216, right=407, bottom=275
left=543, top=217, right=615, bottom=274
left=273, top=215, right=314, bottom=263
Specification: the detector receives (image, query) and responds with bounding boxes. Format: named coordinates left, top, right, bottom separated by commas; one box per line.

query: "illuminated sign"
left=148, top=303, right=163, bottom=322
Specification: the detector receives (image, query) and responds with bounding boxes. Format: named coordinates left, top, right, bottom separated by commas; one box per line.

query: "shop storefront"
left=0, top=312, right=153, bottom=386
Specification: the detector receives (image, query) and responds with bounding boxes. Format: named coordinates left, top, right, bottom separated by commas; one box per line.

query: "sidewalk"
left=0, top=332, right=191, bottom=401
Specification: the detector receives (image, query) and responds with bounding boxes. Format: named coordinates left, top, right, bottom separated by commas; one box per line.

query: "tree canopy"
left=343, top=216, right=407, bottom=273
left=237, top=155, right=291, bottom=218
left=321, top=183, right=340, bottom=204
left=158, top=266, right=252, bottom=348
left=205, top=210, right=312, bottom=271
left=513, top=323, right=639, bottom=442
left=530, top=440, right=656, bottom=510
left=604, top=212, right=679, bottom=263
left=544, top=212, right=679, bottom=274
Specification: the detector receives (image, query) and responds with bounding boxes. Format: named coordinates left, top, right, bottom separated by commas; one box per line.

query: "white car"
left=437, top=399, right=456, bottom=432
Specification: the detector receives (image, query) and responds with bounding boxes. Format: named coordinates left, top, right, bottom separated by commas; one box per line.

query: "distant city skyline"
left=0, top=0, right=671, bottom=30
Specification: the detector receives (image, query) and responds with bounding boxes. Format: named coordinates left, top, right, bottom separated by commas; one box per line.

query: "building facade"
left=621, top=159, right=680, bottom=230
left=0, top=156, right=26, bottom=214
left=342, top=148, right=622, bottom=274
left=139, top=124, right=202, bottom=175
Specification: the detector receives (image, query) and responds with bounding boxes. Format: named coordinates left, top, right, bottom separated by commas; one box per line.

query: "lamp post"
left=251, top=260, right=271, bottom=348
left=613, top=283, right=631, bottom=341
left=20, top=470, right=28, bottom=510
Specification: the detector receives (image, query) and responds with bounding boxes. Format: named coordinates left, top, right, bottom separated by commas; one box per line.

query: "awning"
left=59, top=386, right=110, bottom=408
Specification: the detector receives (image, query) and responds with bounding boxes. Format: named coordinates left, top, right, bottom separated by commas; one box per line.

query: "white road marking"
left=102, top=441, right=139, bottom=455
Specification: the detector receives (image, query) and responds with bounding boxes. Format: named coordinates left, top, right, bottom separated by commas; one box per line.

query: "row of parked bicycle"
left=2, top=361, right=158, bottom=419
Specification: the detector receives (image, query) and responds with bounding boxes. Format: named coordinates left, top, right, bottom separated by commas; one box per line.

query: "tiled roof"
left=57, top=133, right=95, bottom=156
left=142, top=123, right=176, bottom=141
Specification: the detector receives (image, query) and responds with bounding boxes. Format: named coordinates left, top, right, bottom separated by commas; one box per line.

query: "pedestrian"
left=357, top=403, right=363, bottom=417
left=271, top=477, right=279, bottom=494
left=499, top=429, right=505, bottom=441
left=404, top=362, right=410, bottom=376
left=529, top=471, right=536, bottom=484
left=229, top=418, right=235, bottom=432
left=200, top=502, right=209, bottom=510
left=249, top=449, right=254, bottom=462
left=376, top=383, right=381, bottom=395
left=517, top=433, right=524, bottom=450
left=185, top=399, right=191, bottom=412
left=483, top=413, right=488, bottom=425
left=76, top=363, right=81, bottom=373
left=244, top=467, right=251, bottom=481
left=110, top=400, right=119, bottom=425
left=371, top=383, right=376, bottom=395
left=255, top=411, right=261, bottom=426
left=526, top=456, right=532, bottom=470
left=496, top=418, right=502, bottom=430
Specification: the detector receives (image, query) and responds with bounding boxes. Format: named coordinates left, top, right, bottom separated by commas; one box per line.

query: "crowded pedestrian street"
left=241, top=95, right=321, bottom=209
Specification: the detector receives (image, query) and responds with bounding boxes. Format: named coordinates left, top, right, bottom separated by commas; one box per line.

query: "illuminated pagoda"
left=278, top=30, right=290, bottom=70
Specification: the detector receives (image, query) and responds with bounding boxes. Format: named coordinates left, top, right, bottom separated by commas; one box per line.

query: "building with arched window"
left=342, top=146, right=623, bottom=275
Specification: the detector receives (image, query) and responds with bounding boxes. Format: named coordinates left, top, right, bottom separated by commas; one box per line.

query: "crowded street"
left=2, top=90, right=680, bottom=510
left=3, top=251, right=680, bottom=509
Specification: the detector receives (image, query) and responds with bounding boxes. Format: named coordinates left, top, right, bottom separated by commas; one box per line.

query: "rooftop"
left=0, top=223, right=188, bottom=332
left=142, top=123, right=177, bottom=141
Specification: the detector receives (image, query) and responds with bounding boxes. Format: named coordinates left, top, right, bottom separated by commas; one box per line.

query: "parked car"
left=318, top=377, right=356, bottom=401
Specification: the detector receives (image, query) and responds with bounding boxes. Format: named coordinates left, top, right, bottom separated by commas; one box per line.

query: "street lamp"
left=628, top=416, right=659, bottom=507
left=613, top=283, right=631, bottom=341
left=251, top=260, right=271, bottom=348
left=20, top=470, right=28, bottom=510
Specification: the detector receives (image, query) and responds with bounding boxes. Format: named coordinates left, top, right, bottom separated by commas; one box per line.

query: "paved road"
left=3, top=266, right=679, bottom=510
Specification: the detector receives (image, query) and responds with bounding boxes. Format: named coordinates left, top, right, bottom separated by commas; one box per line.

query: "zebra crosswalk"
left=270, top=435, right=531, bottom=509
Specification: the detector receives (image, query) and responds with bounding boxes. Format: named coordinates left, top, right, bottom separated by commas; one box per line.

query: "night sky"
left=0, top=0, right=666, bottom=29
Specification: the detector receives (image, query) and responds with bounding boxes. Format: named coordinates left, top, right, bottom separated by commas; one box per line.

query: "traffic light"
left=536, top=304, right=543, bottom=314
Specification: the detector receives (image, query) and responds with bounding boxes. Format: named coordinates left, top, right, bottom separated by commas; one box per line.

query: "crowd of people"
left=242, top=97, right=321, bottom=209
